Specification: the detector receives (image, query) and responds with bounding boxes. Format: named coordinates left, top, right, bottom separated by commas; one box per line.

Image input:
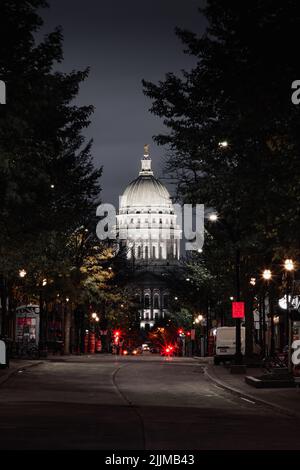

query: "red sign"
left=232, top=301, right=245, bottom=318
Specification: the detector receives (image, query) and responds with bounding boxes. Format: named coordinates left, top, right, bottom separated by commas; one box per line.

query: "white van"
left=214, top=326, right=245, bottom=365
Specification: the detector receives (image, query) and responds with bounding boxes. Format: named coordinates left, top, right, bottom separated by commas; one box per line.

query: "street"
left=0, top=355, right=300, bottom=450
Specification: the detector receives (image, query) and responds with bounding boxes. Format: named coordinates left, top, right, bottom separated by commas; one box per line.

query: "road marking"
left=240, top=397, right=256, bottom=404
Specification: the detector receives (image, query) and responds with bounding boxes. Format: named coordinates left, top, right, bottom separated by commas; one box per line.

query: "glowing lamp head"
left=262, top=269, right=272, bottom=281
left=219, top=141, right=229, bottom=148
left=19, top=269, right=27, bottom=278
left=209, top=213, right=218, bottom=222
left=284, top=259, right=295, bottom=271
left=91, top=312, right=97, bottom=319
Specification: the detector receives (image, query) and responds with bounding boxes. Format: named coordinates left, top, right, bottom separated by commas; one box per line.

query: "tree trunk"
left=64, top=304, right=71, bottom=355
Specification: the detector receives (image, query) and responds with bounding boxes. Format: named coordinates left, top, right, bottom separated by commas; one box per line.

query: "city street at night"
left=0, top=355, right=300, bottom=450
left=1, top=0, right=300, bottom=457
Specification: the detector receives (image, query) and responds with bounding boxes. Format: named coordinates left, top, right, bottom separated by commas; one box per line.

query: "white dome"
left=120, top=154, right=173, bottom=211
left=120, top=175, right=172, bottom=210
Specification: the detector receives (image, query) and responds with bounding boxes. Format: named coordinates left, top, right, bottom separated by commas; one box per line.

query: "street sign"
left=232, top=301, right=245, bottom=318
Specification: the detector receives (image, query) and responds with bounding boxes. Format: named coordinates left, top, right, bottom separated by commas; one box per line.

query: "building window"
left=163, top=295, right=169, bottom=308
left=144, top=295, right=150, bottom=308
left=138, top=246, right=142, bottom=258
left=153, top=295, right=159, bottom=309
left=152, top=246, right=156, bottom=258
left=145, top=246, right=149, bottom=259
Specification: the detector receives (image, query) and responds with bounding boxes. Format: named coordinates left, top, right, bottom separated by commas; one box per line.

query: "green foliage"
left=143, top=1, right=300, bottom=304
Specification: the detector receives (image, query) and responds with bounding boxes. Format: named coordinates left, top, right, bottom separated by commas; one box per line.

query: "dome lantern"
left=139, top=143, right=153, bottom=176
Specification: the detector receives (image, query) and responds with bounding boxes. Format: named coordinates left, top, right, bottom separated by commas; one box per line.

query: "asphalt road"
left=0, top=355, right=299, bottom=450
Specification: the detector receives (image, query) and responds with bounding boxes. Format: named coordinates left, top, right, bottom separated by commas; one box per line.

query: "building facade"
left=117, top=145, right=181, bottom=329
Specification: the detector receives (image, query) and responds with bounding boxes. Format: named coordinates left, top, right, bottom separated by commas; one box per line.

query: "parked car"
left=214, top=326, right=245, bottom=365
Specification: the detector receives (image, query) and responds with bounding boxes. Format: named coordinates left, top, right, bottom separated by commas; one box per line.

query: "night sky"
left=42, top=1, right=206, bottom=205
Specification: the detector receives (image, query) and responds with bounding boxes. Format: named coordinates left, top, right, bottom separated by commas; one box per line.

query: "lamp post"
left=208, top=210, right=242, bottom=364
left=284, top=259, right=295, bottom=372
left=234, top=249, right=243, bottom=364
left=262, top=269, right=272, bottom=358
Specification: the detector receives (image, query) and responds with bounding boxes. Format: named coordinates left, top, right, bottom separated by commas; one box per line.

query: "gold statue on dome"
left=144, top=144, right=149, bottom=157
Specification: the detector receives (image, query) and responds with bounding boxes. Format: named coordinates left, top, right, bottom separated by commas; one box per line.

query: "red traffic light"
left=113, top=330, right=120, bottom=337
left=164, top=345, right=174, bottom=356
left=178, top=328, right=183, bottom=335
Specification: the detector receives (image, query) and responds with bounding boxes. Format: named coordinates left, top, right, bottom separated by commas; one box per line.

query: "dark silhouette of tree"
left=143, top=1, right=300, bottom=356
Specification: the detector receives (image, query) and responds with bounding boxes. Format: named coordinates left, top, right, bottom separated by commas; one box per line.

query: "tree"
left=143, top=1, right=300, bottom=357
left=0, top=1, right=102, bottom=337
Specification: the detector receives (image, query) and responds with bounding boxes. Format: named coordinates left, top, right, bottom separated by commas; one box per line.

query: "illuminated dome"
left=120, top=175, right=172, bottom=211
left=117, top=145, right=181, bottom=263
left=119, top=148, right=172, bottom=212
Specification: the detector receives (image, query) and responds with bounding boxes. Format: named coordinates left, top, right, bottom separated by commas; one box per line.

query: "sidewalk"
left=204, top=361, right=300, bottom=418
left=0, top=360, right=43, bottom=386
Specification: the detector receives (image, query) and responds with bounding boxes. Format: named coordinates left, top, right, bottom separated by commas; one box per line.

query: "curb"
left=0, top=361, right=43, bottom=387
left=204, top=365, right=300, bottom=420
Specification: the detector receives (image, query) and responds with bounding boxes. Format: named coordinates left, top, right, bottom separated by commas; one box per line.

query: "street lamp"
left=284, top=258, right=295, bottom=371
left=208, top=213, right=218, bottom=222
left=284, top=259, right=295, bottom=272
left=19, top=269, right=27, bottom=278
left=195, top=314, right=204, bottom=324
left=207, top=208, right=242, bottom=365
left=91, top=312, right=97, bottom=319
left=262, top=269, right=272, bottom=281
left=261, top=269, right=272, bottom=357
left=218, top=141, right=229, bottom=148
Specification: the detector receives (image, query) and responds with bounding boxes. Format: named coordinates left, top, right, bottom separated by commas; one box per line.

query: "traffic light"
left=113, top=329, right=121, bottom=345
left=178, top=328, right=183, bottom=335
left=164, top=345, right=174, bottom=356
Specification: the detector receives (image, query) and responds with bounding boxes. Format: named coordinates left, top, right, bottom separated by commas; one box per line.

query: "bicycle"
left=261, top=351, right=288, bottom=372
